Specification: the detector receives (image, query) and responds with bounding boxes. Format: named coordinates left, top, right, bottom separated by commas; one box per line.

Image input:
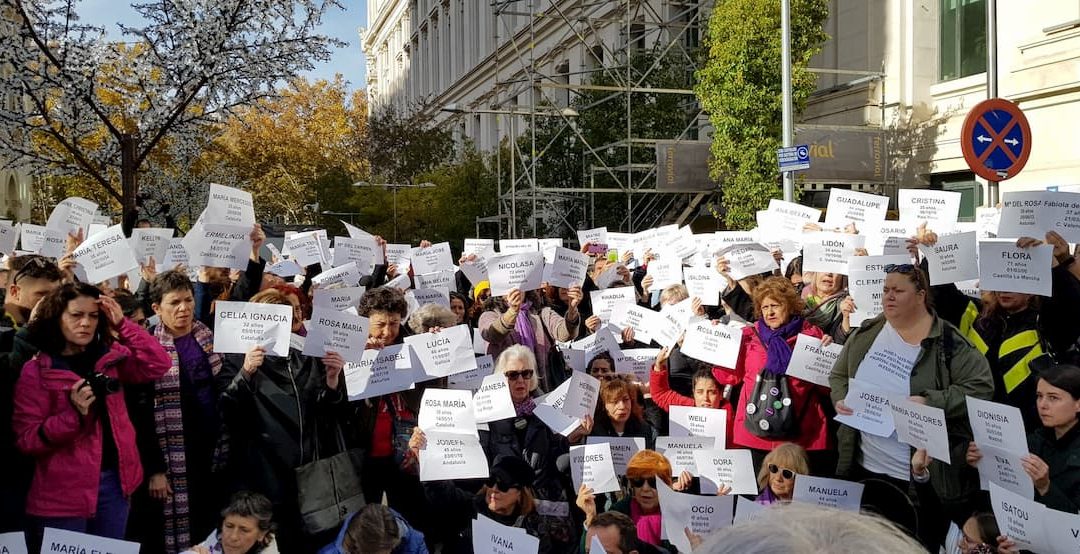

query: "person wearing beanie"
left=576, top=450, right=677, bottom=551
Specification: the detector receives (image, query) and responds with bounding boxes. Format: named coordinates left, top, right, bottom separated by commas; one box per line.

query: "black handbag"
left=294, top=416, right=366, bottom=534
left=743, top=327, right=799, bottom=439
left=387, top=397, right=419, bottom=474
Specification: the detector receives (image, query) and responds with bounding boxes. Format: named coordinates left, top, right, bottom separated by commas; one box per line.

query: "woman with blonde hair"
left=753, top=443, right=809, bottom=505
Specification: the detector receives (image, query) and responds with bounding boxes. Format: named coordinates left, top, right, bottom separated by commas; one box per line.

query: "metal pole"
left=781, top=0, right=795, bottom=202
left=986, top=0, right=999, bottom=207
left=393, top=186, right=399, bottom=242
left=510, top=115, right=517, bottom=238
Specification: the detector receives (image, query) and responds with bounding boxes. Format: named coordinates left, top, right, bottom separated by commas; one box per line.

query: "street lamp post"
left=351, top=181, right=436, bottom=242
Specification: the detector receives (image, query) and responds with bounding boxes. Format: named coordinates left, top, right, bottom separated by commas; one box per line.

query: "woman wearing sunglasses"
left=412, top=453, right=553, bottom=553
left=753, top=443, right=809, bottom=505
left=831, top=263, right=993, bottom=549
left=577, top=450, right=678, bottom=551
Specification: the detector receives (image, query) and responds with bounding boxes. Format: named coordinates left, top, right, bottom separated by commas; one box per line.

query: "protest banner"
left=586, top=436, right=645, bottom=475
left=406, top=288, right=451, bottom=312
left=570, top=442, right=620, bottom=494
left=669, top=406, right=727, bottom=443
left=997, top=190, right=1080, bottom=242
left=182, top=223, right=251, bottom=270
left=802, top=232, right=866, bottom=275
left=72, top=224, right=139, bottom=283
left=544, top=247, right=590, bottom=289
left=46, top=197, right=97, bottom=236
left=205, top=183, right=256, bottom=226
left=889, top=396, right=950, bottom=463
left=978, top=240, right=1053, bottom=296
left=791, top=475, right=864, bottom=512
left=41, top=528, right=139, bottom=554
left=848, top=254, right=911, bottom=274
left=989, top=482, right=1051, bottom=553
left=680, top=320, right=743, bottom=368
left=647, top=310, right=684, bottom=349
left=342, top=220, right=372, bottom=239
left=693, top=449, right=758, bottom=495
left=657, top=480, right=735, bottom=554
left=312, top=286, right=367, bottom=311
left=419, top=431, right=490, bottom=482
left=474, top=373, right=516, bottom=423
left=303, top=305, right=370, bottom=362
left=386, top=243, right=411, bottom=270
left=785, top=334, right=843, bottom=387
left=213, top=301, right=292, bottom=357
left=562, top=371, right=601, bottom=422
left=766, top=198, right=822, bottom=234
left=130, top=227, right=173, bottom=264
left=343, top=345, right=416, bottom=401
left=863, top=221, right=914, bottom=256
left=920, top=231, right=979, bottom=286
left=405, top=325, right=477, bottom=380
left=823, top=189, right=889, bottom=227
left=488, top=252, right=545, bottom=296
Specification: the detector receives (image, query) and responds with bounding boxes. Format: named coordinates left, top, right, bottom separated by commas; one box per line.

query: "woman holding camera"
left=12, top=283, right=171, bottom=538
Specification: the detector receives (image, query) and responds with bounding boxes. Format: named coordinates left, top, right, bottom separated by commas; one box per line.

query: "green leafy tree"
left=366, top=102, right=455, bottom=186
left=695, top=0, right=829, bottom=229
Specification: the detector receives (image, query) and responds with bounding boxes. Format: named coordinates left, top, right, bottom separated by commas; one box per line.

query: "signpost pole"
left=986, top=0, right=1000, bottom=207
left=781, top=0, right=795, bottom=202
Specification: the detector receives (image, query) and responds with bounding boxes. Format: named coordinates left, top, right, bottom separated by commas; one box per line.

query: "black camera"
left=82, top=372, right=122, bottom=397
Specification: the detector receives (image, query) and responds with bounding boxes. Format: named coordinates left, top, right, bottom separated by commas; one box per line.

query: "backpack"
left=743, top=327, right=800, bottom=439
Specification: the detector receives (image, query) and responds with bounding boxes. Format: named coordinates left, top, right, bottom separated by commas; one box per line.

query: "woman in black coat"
left=217, top=289, right=346, bottom=554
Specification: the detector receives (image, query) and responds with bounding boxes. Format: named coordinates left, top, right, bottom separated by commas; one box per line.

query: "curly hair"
left=27, top=283, right=112, bottom=356
left=751, top=276, right=805, bottom=320
left=357, top=286, right=407, bottom=318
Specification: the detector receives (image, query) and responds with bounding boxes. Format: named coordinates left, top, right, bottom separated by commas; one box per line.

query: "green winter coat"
left=829, top=313, right=994, bottom=503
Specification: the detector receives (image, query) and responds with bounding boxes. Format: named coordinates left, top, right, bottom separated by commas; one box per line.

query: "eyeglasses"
left=485, top=478, right=520, bottom=493
left=883, top=264, right=915, bottom=274
left=628, top=476, right=658, bottom=489
left=505, top=369, right=534, bottom=381
left=768, top=464, right=796, bottom=480
left=12, top=256, right=51, bottom=284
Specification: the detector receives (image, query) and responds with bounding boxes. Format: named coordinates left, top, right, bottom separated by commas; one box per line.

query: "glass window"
left=940, top=0, right=987, bottom=81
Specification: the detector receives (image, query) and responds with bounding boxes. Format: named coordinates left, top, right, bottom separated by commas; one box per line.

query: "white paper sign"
left=719, top=243, right=777, bottom=280
left=919, top=231, right=979, bottom=286
left=303, top=305, right=370, bottom=362
left=406, top=287, right=451, bottom=311
left=848, top=270, right=886, bottom=326
left=669, top=406, right=728, bottom=443
left=459, top=257, right=489, bottom=286
left=205, top=183, right=256, bottom=226
left=419, top=431, right=490, bottom=482
left=889, top=396, right=950, bottom=463
left=182, top=223, right=251, bottom=270
left=802, top=232, right=866, bottom=275
left=474, top=373, right=516, bottom=423
left=734, top=496, right=769, bottom=524
left=343, top=344, right=416, bottom=401
left=792, top=475, right=864, bottom=512
left=212, top=301, right=292, bottom=357
left=311, top=262, right=363, bottom=288
left=848, top=254, right=911, bottom=274
left=613, top=348, right=661, bottom=383
left=313, top=286, right=367, bottom=312
left=657, top=480, right=734, bottom=554
left=488, top=252, right=546, bottom=296
left=405, top=325, right=478, bottom=380
left=609, top=304, right=657, bottom=345
left=0, top=221, right=17, bottom=255
left=162, top=237, right=189, bottom=269
left=449, top=354, right=494, bottom=391
left=655, top=436, right=715, bottom=475
left=577, top=227, right=608, bottom=248
left=585, top=436, right=645, bottom=475
left=683, top=266, right=725, bottom=306
left=563, top=371, right=602, bottom=421
left=647, top=258, right=683, bottom=289
left=545, top=246, right=590, bottom=289
left=977, top=444, right=1033, bottom=500
left=499, top=238, right=540, bottom=254
left=681, top=320, right=743, bottom=368
left=785, top=333, right=842, bottom=388
left=472, top=514, right=539, bottom=554
left=331, top=236, right=376, bottom=273
left=824, top=189, right=889, bottom=227
left=997, top=190, right=1080, bottom=242
left=989, top=481, right=1051, bottom=553
left=570, top=442, right=620, bottom=494
left=130, top=227, right=173, bottom=264
left=0, top=532, right=27, bottom=554
left=966, top=396, right=1028, bottom=455
left=1043, top=504, right=1080, bottom=554
left=899, top=189, right=962, bottom=232
left=415, top=270, right=455, bottom=291
left=72, top=224, right=139, bottom=283
left=589, top=287, right=637, bottom=324
left=835, top=379, right=896, bottom=438
left=693, top=448, right=758, bottom=495
left=978, top=240, right=1053, bottom=296
left=285, top=231, right=329, bottom=267
left=41, top=528, right=139, bottom=554
left=46, top=197, right=97, bottom=235
left=766, top=198, right=822, bottom=233
left=410, top=242, right=454, bottom=274
left=419, top=388, right=477, bottom=435
left=464, top=238, right=496, bottom=258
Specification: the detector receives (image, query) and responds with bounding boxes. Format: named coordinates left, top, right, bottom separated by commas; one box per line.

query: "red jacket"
left=721, top=321, right=833, bottom=452
left=13, top=318, right=171, bottom=518
left=649, top=362, right=741, bottom=449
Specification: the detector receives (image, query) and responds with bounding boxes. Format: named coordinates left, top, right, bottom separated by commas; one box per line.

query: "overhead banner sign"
left=655, top=140, right=716, bottom=192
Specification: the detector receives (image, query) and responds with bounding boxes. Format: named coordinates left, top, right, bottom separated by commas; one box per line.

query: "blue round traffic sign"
left=961, top=98, right=1032, bottom=181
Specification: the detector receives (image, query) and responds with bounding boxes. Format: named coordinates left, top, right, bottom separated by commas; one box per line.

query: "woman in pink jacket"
left=13, top=283, right=171, bottom=538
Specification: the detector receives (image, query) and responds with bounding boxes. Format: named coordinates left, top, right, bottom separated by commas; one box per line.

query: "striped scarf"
left=153, top=321, right=222, bottom=554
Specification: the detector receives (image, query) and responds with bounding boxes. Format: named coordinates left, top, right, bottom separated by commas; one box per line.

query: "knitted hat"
left=491, top=455, right=535, bottom=489
left=473, top=280, right=491, bottom=301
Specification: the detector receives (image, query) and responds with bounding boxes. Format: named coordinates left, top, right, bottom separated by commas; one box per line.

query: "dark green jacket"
left=1029, top=423, right=1080, bottom=513
left=829, top=313, right=994, bottom=503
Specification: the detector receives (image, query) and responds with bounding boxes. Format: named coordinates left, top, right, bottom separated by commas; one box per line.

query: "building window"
left=940, top=0, right=987, bottom=81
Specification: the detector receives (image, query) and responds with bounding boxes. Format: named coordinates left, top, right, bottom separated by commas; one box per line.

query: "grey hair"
left=660, top=283, right=689, bottom=305
left=696, top=504, right=926, bottom=554
left=408, top=303, right=458, bottom=334
left=496, top=344, right=539, bottom=392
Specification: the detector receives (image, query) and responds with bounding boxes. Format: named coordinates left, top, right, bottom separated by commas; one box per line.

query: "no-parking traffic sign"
left=961, top=98, right=1032, bottom=181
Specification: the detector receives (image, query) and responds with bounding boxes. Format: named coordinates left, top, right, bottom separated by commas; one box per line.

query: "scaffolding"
left=476, top=0, right=714, bottom=239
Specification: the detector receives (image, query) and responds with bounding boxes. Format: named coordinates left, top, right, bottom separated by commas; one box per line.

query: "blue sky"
left=76, top=0, right=368, bottom=90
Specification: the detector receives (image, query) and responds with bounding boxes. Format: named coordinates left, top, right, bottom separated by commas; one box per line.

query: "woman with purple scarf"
left=478, top=287, right=581, bottom=393
left=713, top=276, right=835, bottom=476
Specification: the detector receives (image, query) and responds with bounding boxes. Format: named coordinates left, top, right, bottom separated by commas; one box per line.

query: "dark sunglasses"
left=505, top=369, right=534, bottom=381
left=628, top=476, right=658, bottom=489
left=12, top=256, right=51, bottom=284
left=883, top=263, right=915, bottom=274
left=768, top=464, right=796, bottom=480
left=485, top=478, right=520, bottom=493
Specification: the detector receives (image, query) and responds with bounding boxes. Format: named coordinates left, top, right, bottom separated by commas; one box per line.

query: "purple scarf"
left=515, top=396, right=537, bottom=417
left=756, top=316, right=804, bottom=375
left=513, top=301, right=538, bottom=352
